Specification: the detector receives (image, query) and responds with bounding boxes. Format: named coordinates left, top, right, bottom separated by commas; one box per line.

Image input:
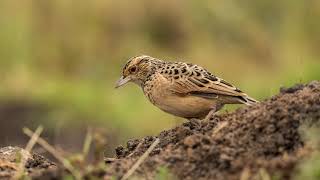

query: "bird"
left=115, top=55, right=258, bottom=120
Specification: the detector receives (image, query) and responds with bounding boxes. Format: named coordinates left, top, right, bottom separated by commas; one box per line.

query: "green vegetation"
left=0, top=0, right=319, bottom=140
left=155, top=167, right=176, bottom=180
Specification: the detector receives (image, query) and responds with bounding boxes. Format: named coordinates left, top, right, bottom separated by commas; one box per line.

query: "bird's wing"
left=164, top=63, right=257, bottom=104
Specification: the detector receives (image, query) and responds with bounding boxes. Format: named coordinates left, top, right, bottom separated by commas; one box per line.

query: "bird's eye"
left=129, top=66, right=137, bottom=73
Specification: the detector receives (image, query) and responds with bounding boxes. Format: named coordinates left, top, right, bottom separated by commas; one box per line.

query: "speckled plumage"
left=116, top=55, right=258, bottom=119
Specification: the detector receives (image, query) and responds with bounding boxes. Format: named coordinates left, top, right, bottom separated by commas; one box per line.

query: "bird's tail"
left=238, top=95, right=259, bottom=105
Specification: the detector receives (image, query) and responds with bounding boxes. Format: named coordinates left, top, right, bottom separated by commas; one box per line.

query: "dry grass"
left=23, top=127, right=82, bottom=180
left=14, top=126, right=43, bottom=179
left=120, top=138, right=160, bottom=180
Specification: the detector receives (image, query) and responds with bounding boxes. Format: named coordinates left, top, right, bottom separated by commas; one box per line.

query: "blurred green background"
left=0, top=0, right=319, bottom=154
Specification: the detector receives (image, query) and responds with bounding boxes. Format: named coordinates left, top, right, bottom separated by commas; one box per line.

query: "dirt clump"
left=105, top=81, right=320, bottom=179
left=0, top=146, right=60, bottom=180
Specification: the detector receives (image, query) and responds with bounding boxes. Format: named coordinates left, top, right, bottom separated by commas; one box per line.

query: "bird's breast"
left=144, top=78, right=217, bottom=118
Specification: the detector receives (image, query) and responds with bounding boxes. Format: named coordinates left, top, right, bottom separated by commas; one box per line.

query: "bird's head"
left=115, top=55, right=161, bottom=88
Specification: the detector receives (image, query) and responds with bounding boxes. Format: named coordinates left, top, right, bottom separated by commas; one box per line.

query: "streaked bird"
left=116, top=55, right=258, bottom=120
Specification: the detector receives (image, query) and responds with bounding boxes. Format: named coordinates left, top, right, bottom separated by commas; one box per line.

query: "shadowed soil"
left=0, top=81, right=319, bottom=180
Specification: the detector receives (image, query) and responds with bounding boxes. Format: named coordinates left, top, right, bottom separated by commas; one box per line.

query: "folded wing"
left=167, top=63, right=258, bottom=105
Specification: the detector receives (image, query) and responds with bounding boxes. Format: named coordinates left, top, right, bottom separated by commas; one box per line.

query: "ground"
left=0, top=81, right=319, bottom=180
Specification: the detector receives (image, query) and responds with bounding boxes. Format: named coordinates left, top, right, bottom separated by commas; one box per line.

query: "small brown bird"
left=116, top=55, right=258, bottom=120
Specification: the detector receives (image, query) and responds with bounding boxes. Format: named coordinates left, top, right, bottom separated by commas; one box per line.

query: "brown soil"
left=0, top=81, right=319, bottom=180
left=0, top=147, right=60, bottom=180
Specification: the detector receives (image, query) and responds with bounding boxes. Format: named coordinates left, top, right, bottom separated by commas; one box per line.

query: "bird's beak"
left=115, top=76, right=131, bottom=88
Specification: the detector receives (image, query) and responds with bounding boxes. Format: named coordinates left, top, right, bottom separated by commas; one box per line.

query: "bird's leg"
left=204, top=109, right=216, bottom=121
left=203, top=103, right=224, bottom=121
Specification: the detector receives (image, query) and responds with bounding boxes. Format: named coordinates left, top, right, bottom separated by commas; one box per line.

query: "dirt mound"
left=105, top=81, right=320, bottom=179
left=0, top=146, right=59, bottom=180
left=0, top=81, right=319, bottom=180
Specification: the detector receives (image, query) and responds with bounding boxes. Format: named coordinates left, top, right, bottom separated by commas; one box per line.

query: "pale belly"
left=150, top=93, right=219, bottom=119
